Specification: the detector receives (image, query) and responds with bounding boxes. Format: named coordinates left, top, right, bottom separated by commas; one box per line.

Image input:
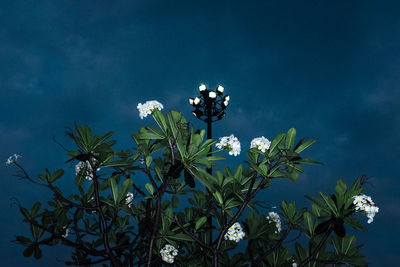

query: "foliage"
left=10, top=108, right=371, bottom=266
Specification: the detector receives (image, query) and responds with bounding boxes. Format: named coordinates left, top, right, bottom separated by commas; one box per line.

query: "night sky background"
left=1, top=0, right=399, bottom=266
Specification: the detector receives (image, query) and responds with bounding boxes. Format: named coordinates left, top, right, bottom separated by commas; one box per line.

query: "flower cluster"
left=216, top=134, right=241, bottom=156
left=126, top=192, right=134, bottom=208
left=266, top=211, right=282, bottom=233
left=75, top=160, right=100, bottom=181
left=353, top=194, right=379, bottom=223
left=6, top=154, right=21, bottom=165
left=160, top=244, right=178, bottom=263
left=250, top=136, right=271, bottom=153
left=137, top=100, right=164, bottom=119
left=224, top=222, right=245, bottom=242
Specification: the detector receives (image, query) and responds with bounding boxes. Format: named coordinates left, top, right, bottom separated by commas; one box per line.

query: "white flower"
left=209, top=91, right=217, bottom=98
left=6, top=154, right=21, bottom=165
left=194, top=97, right=201, bottom=105
left=216, top=134, right=241, bottom=156
left=267, top=211, right=282, bottom=233
left=137, top=100, right=164, bottom=119
left=217, top=85, right=224, bottom=93
left=126, top=192, right=134, bottom=208
left=199, top=84, right=206, bottom=91
left=75, top=160, right=100, bottom=181
left=250, top=136, right=271, bottom=153
left=224, top=222, right=245, bottom=242
left=62, top=227, right=69, bottom=238
left=352, top=194, right=379, bottom=223
left=160, top=244, right=178, bottom=263
left=292, top=263, right=298, bottom=267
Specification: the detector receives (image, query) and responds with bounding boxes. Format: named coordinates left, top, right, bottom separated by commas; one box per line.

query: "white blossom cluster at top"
left=353, top=194, right=379, bottom=223
left=216, top=134, right=241, bottom=156
left=135, top=100, right=276, bottom=157
left=266, top=211, right=282, bottom=233
left=5, top=154, right=21, bottom=165
left=160, top=244, right=178, bottom=263
left=137, top=100, right=164, bottom=119
left=215, top=135, right=273, bottom=156
left=224, top=222, right=245, bottom=242
left=250, top=136, right=271, bottom=153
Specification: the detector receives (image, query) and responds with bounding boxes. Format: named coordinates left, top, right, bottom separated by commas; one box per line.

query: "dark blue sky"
left=1, top=0, right=399, bottom=266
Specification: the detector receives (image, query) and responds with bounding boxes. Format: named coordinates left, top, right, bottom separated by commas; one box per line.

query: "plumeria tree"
left=8, top=100, right=378, bottom=266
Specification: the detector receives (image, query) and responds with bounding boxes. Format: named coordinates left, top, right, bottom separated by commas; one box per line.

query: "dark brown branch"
left=253, top=224, right=293, bottom=266
left=173, top=215, right=214, bottom=252
left=213, top=174, right=262, bottom=266
left=139, top=168, right=159, bottom=194
left=298, top=227, right=332, bottom=267
left=146, top=139, right=176, bottom=266
left=25, top=217, right=106, bottom=256
left=14, top=162, right=48, bottom=187
left=90, top=160, right=121, bottom=267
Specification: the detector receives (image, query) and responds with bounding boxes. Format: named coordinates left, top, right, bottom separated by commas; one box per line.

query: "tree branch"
left=173, top=215, right=214, bottom=252
left=298, top=227, right=332, bottom=267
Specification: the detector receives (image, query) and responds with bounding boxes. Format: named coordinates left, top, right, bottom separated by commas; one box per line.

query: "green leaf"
left=152, top=108, right=168, bottom=133
left=303, top=212, right=314, bottom=236
left=20, top=207, right=30, bottom=219
left=319, top=192, right=339, bottom=216
left=296, top=158, right=323, bottom=165
left=233, top=164, right=243, bottom=182
left=335, top=179, right=347, bottom=210
left=33, top=246, right=42, bottom=259
left=166, top=111, right=187, bottom=159
left=295, top=243, right=307, bottom=261
left=188, top=166, right=215, bottom=192
left=94, top=131, right=114, bottom=148
left=269, top=133, right=285, bottom=156
left=110, top=177, right=118, bottom=204
left=294, top=139, right=316, bottom=153
left=224, top=199, right=241, bottom=210
left=75, top=171, right=85, bottom=187
left=305, top=195, right=328, bottom=212
left=246, top=150, right=259, bottom=164
left=168, top=232, right=194, bottom=242
left=286, top=171, right=299, bottom=181
left=50, top=169, right=64, bottom=183
left=258, top=163, right=268, bottom=177
left=23, top=246, right=34, bottom=258
left=195, top=216, right=207, bottom=231
left=213, top=191, right=224, bottom=205
left=335, top=179, right=347, bottom=196
left=285, top=128, right=296, bottom=149
left=103, top=160, right=131, bottom=167
left=118, top=179, right=133, bottom=203
left=145, top=155, right=152, bottom=168
left=172, top=195, right=179, bottom=208
left=145, top=183, right=154, bottom=195
left=31, top=202, right=41, bottom=216
left=15, top=236, right=32, bottom=245
left=343, top=217, right=367, bottom=231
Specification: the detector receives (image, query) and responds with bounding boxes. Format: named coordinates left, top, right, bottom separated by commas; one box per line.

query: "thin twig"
left=298, top=227, right=332, bottom=267
left=253, top=224, right=293, bottom=266
left=173, top=215, right=214, bottom=252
